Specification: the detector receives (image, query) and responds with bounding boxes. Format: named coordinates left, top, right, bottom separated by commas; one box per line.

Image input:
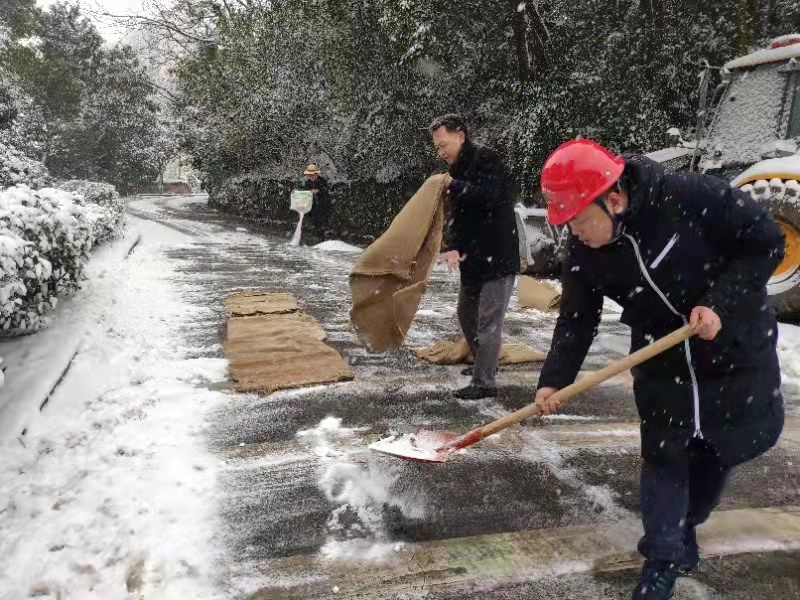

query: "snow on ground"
left=3, top=194, right=796, bottom=599
left=295, top=416, right=427, bottom=566
left=0, top=217, right=229, bottom=600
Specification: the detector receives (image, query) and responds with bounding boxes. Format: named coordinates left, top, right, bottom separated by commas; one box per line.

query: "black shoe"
left=631, top=560, right=680, bottom=599
left=454, top=384, right=497, bottom=400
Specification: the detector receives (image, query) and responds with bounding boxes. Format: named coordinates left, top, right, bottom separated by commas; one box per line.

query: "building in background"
left=146, top=152, right=201, bottom=195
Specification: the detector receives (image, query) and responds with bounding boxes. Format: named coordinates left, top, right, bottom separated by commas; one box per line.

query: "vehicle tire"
left=741, top=179, right=800, bottom=322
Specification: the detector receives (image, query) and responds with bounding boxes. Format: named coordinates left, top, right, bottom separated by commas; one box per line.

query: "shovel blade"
left=368, top=429, right=458, bottom=463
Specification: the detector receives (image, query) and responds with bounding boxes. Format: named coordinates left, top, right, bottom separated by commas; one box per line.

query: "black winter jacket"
left=300, top=176, right=331, bottom=219
left=537, top=155, right=785, bottom=466
left=444, top=142, right=520, bottom=284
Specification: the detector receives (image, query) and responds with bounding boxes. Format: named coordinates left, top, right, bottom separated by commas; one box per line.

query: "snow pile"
left=313, top=240, right=362, bottom=254
left=296, top=416, right=427, bottom=563
left=0, top=184, right=124, bottom=335
left=0, top=142, right=50, bottom=190
left=296, top=416, right=367, bottom=459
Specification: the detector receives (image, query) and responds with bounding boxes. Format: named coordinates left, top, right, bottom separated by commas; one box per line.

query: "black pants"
left=311, top=212, right=328, bottom=241
left=638, top=438, right=731, bottom=565
left=457, top=275, right=515, bottom=386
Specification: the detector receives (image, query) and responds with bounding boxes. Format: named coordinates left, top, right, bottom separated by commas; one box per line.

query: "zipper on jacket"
left=624, top=234, right=703, bottom=439
left=650, top=233, right=679, bottom=269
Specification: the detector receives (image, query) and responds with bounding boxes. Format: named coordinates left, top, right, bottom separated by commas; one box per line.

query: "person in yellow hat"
left=299, top=164, right=332, bottom=241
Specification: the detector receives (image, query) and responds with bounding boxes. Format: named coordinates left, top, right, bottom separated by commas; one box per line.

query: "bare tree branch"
left=100, top=11, right=215, bottom=44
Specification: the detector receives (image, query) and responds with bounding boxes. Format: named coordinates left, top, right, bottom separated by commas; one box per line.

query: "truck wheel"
left=741, top=179, right=800, bottom=322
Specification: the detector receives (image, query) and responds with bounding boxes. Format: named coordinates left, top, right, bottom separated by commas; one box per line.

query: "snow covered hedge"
left=58, top=180, right=126, bottom=244
left=210, top=168, right=424, bottom=243
left=0, top=184, right=124, bottom=335
left=0, top=142, right=50, bottom=190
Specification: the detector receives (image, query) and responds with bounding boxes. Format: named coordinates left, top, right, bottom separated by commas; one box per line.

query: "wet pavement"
left=128, top=195, right=800, bottom=599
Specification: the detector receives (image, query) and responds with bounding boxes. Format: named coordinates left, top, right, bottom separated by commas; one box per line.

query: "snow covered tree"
left=0, top=0, right=37, bottom=41
left=134, top=0, right=800, bottom=212
left=45, top=43, right=165, bottom=194
left=2, top=2, right=166, bottom=193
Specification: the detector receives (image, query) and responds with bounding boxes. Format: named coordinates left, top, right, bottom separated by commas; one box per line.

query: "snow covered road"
left=1, top=195, right=799, bottom=599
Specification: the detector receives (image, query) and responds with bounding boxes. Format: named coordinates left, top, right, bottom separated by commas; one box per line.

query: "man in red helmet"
left=533, top=139, right=785, bottom=599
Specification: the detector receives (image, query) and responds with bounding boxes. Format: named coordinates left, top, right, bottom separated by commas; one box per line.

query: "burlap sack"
left=225, top=292, right=353, bottom=394
left=349, top=175, right=446, bottom=352
left=517, top=276, right=561, bottom=312
left=413, top=336, right=547, bottom=365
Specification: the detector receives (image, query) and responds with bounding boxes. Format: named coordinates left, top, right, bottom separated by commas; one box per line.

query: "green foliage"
left=1, top=2, right=167, bottom=194
left=0, top=0, right=37, bottom=40
left=166, top=0, right=800, bottom=208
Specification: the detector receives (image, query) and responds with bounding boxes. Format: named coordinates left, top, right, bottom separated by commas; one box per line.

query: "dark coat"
left=537, top=155, right=785, bottom=467
left=300, top=176, right=331, bottom=224
left=444, top=142, right=520, bottom=284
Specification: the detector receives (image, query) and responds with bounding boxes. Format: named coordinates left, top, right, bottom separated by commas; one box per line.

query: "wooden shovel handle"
left=447, top=324, right=694, bottom=450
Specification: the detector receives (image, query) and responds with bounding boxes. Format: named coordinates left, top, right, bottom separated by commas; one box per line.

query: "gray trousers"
left=457, top=275, right=515, bottom=386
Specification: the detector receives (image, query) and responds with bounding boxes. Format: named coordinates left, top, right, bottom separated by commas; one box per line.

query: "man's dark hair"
left=429, top=113, right=469, bottom=138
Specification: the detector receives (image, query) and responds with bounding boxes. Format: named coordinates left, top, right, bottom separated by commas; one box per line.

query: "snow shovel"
left=369, top=324, right=694, bottom=463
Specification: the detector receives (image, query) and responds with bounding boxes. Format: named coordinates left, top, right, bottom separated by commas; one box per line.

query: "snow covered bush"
left=0, top=230, right=45, bottom=333
left=58, top=179, right=126, bottom=243
left=57, top=180, right=117, bottom=206
left=0, top=142, right=50, bottom=190
left=0, top=185, right=98, bottom=335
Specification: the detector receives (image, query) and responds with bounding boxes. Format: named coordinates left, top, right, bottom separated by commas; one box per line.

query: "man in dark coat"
left=430, top=114, right=520, bottom=399
left=299, top=164, right=331, bottom=241
left=534, top=139, right=785, bottom=599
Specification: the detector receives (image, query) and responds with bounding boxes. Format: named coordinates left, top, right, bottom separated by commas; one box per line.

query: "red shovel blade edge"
left=368, top=429, right=459, bottom=463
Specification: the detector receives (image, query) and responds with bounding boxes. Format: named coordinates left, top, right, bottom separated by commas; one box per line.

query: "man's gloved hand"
left=690, top=306, right=722, bottom=341
left=534, top=387, right=561, bottom=415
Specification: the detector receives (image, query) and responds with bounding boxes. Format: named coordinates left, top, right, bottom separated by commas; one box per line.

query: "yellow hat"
left=304, top=164, right=320, bottom=175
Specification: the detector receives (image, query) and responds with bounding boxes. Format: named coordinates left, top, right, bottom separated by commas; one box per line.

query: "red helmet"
left=541, top=139, right=625, bottom=225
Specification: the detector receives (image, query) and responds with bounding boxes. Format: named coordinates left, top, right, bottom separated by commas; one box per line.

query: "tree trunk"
left=524, top=1, right=551, bottom=75
left=639, top=0, right=665, bottom=24
left=510, top=0, right=532, bottom=84
left=761, top=0, right=774, bottom=39
left=735, top=0, right=759, bottom=54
